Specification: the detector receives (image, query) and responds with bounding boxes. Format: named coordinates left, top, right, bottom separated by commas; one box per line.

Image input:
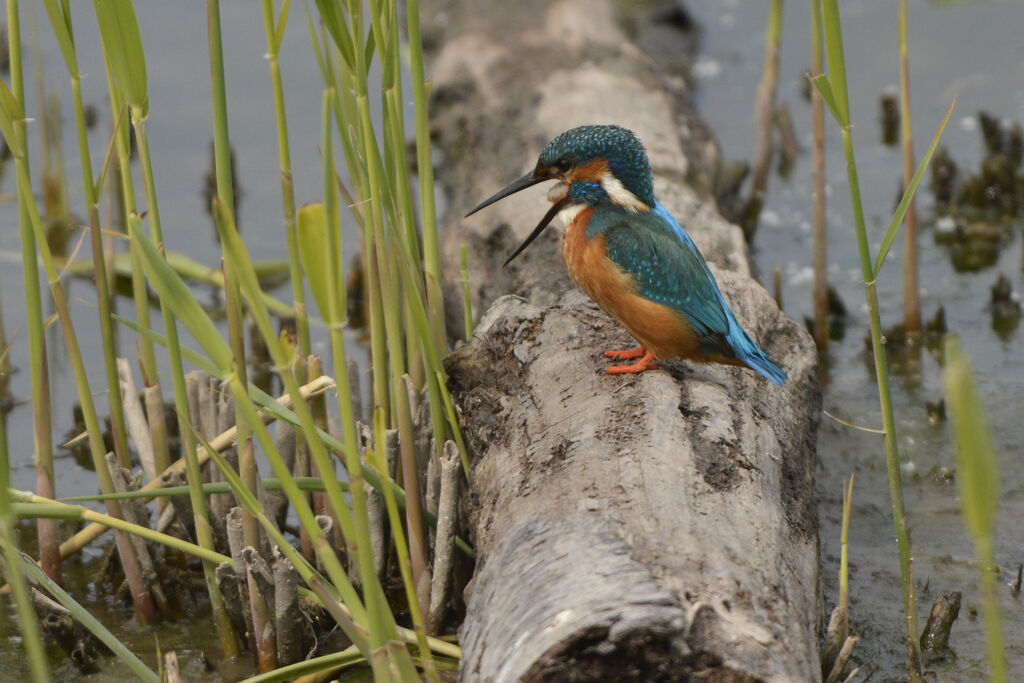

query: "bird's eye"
left=554, top=157, right=572, bottom=173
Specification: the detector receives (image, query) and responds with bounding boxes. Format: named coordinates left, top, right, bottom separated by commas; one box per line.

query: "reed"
left=809, top=0, right=828, bottom=351
left=943, top=337, right=1006, bottom=682
left=898, top=0, right=921, bottom=335
left=260, top=0, right=312, bottom=357
left=0, top=379, right=48, bottom=680
left=0, top=0, right=470, bottom=678
left=10, top=0, right=60, bottom=589
left=745, top=0, right=783, bottom=241
left=811, top=1, right=954, bottom=677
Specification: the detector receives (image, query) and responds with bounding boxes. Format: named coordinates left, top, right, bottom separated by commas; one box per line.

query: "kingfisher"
left=466, top=124, right=786, bottom=385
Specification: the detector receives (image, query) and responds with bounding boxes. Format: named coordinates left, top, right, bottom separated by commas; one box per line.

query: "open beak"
left=465, top=171, right=549, bottom=217
left=465, top=171, right=568, bottom=266
left=501, top=197, right=567, bottom=266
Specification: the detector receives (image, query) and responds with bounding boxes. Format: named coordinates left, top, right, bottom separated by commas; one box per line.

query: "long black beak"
left=465, top=171, right=548, bottom=217
left=465, top=171, right=567, bottom=266
left=501, top=197, right=567, bottom=266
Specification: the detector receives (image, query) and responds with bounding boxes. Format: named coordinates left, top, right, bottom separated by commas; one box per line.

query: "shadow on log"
left=424, top=0, right=822, bottom=679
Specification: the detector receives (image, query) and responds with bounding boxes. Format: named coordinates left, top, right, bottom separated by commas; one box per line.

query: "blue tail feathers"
left=731, top=329, right=786, bottom=386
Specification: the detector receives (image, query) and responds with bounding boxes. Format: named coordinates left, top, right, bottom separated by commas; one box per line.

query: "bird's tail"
left=732, top=330, right=786, bottom=386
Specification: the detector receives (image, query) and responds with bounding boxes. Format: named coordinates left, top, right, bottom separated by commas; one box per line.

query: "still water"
left=691, top=0, right=1024, bottom=678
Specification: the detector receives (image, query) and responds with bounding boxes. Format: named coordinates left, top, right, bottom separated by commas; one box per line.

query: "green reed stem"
left=943, top=337, right=1005, bottom=683
left=63, top=477, right=338, bottom=502
left=809, top=0, right=828, bottom=351
left=106, top=7, right=240, bottom=632
left=205, top=18, right=268, bottom=633
left=746, top=0, right=783, bottom=241
left=131, top=218, right=373, bottom=634
left=207, top=0, right=234, bottom=220
left=106, top=80, right=169, bottom=476
left=461, top=246, right=474, bottom=340
left=206, top=1, right=257, bottom=563
left=43, top=0, right=133, bottom=473
left=9, top=0, right=60, bottom=587
left=406, top=0, right=445, bottom=356
left=817, top=1, right=920, bottom=675
left=93, top=0, right=169, bottom=473
left=10, top=154, right=158, bottom=622
left=315, top=89, right=403, bottom=672
left=0, top=399, right=48, bottom=680
left=372, top=407, right=439, bottom=681
left=11, top=495, right=231, bottom=566
left=898, top=0, right=920, bottom=334
left=260, top=0, right=311, bottom=358
left=118, top=71, right=241, bottom=633
left=241, top=644, right=363, bottom=683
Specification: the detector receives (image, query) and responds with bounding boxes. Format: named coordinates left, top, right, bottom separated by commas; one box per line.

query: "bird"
left=465, top=124, right=786, bottom=385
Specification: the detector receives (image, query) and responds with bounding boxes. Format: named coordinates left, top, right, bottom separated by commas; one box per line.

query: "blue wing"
left=592, top=202, right=786, bottom=384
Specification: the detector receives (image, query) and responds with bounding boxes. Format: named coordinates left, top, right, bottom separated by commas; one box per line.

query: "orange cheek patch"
left=568, top=159, right=609, bottom=185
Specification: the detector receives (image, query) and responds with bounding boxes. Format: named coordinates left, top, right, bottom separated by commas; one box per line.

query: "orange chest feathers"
left=561, top=208, right=702, bottom=360
left=562, top=208, right=632, bottom=309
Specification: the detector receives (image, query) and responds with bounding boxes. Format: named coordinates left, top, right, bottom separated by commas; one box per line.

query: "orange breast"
left=562, top=210, right=703, bottom=361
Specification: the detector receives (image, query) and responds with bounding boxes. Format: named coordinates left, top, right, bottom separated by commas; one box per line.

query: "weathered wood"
left=920, top=591, right=961, bottom=652
left=31, top=588, right=107, bottom=674
left=427, top=440, right=461, bottom=632
left=273, top=546, right=307, bottom=665
left=118, top=358, right=155, bottom=483
left=161, top=650, right=181, bottom=683
left=424, top=0, right=822, bottom=680
left=105, top=453, right=171, bottom=618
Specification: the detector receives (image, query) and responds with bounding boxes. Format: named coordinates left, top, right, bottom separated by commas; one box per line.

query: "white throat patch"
left=600, top=171, right=648, bottom=213
left=556, top=203, right=585, bottom=228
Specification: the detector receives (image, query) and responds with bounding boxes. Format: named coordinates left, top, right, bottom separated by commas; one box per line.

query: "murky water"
left=690, top=0, right=1024, bottom=678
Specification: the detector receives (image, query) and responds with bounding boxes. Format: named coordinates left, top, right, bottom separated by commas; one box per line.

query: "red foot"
left=605, top=349, right=660, bottom=374
left=604, top=345, right=647, bottom=361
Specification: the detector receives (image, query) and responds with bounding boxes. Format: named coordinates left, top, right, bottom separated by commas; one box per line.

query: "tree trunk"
left=424, top=1, right=822, bottom=680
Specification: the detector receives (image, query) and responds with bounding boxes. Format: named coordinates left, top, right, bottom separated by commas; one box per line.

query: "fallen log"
left=425, top=0, right=822, bottom=679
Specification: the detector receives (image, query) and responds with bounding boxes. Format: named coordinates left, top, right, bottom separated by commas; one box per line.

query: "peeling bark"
left=423, top=0, right=823, bottom=680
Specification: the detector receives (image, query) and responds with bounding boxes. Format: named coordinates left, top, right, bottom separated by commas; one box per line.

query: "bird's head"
left=466, top=125, right=654, bottom=265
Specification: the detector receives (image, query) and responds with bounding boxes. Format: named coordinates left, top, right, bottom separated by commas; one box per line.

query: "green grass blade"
left=93, top=0, right=147, bottom=114
left=314, top=0, right=355, bottom=69
left=0, top=79, right=25, bottom=158
left=128, top=222, right=234, bottom=370
left=297, top=202, right=332, bottom=319
left=808, top=73, right=841, bottom=126
left=942, top=337, right=998, bottom=541
left=12, top=499, right=231, bottom=565
left=21, top=555, right=160, bottom=682
left=39, top=0, right=79, bottom=75
left=241, top=645, right=363, bottom=682
left=820, top=0, right=849, bottom=125
left=942, top=336, right=1005, bottom=681
left=61, top=477, right=335, bottom=502
left=872, top=99, right=955, bottom=278
left=272, top=0, right=292, bottom=53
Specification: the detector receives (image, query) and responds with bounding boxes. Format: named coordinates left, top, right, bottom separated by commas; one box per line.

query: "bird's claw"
left=603, top=346, right=647, bottom=361
left=605, top=351, right=659, bottom=374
